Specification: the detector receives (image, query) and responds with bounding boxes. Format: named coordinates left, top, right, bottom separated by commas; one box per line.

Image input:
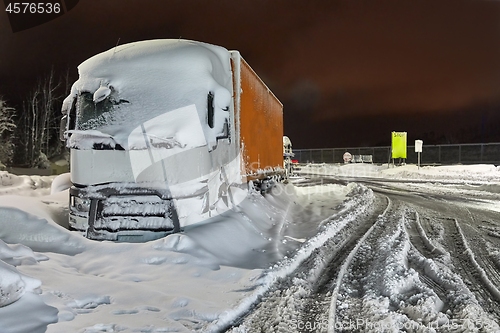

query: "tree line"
left=0, top=68, right=70, bottom=168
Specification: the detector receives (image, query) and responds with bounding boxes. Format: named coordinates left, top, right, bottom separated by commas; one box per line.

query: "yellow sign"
left=391, top=132, right=407, bottom=159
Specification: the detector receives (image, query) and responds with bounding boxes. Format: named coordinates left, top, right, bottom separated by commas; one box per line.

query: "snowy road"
left=227, top=176, right=500, bottom=332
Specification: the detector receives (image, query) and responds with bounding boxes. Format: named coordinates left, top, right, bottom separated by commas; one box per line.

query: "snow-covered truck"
left=283, top=136, right=294, bottom=177
left=61, top=39, right=284, bottom=242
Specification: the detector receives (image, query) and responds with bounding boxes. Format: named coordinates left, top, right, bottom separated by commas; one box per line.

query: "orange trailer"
left=231, top=53, right=284, bottom=181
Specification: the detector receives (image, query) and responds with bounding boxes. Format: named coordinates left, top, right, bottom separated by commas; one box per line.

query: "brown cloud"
left=276, top=0, right=500, bottom=118
left=1, top=0, right=499, bottom=147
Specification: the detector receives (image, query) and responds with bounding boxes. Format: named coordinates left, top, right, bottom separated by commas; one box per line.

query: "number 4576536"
left=5, top=2, right=61, bottom=14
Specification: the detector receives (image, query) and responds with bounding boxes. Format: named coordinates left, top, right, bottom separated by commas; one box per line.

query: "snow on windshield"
left=128, top=104, right=207, bottom=181
left=63, top=39, right=232, bottom=151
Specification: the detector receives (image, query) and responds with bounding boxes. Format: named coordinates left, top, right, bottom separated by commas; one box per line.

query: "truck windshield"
left=76, top=92, right=114, bottom=130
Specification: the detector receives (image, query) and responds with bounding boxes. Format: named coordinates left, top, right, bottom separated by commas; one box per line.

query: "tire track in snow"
left=403, top=210, right=449, bottom=305
left=454, top=207, right=500, bottom=303
left=366, top=179, right=500, bottom=321
left=328, top=195, right=489, bottom=332
left=329, top=179, right=500, bottom=330
left=327, top=195, right=394, bottom=333
left=404, top=210, right=446, bottom=259
left=217, top=186, right=385, bottom=333
left=454, top=218, right=500, bottom=303
left=440, top=217, right=500, bottom=320
left=221, top=179, right=500, bottom=332
left=297, top=194, right=390, bottom=333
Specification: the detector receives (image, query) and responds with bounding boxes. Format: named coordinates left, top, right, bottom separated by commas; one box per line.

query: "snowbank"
left=299, top=163, right=500, bottom=183
left=0, top=239, right=43, bottom=307
left=0, top=171, right=53, bottom=196
left=49, top=173, right=71, bottom=194
left=0, top=238, right=58, bottom=332
left=0, top=194, right=85, bottom=254
left=381, top=163, right=500, bottom=182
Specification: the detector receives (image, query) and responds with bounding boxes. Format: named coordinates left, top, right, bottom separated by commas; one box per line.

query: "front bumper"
left=69, top=184, right=180, bottom=242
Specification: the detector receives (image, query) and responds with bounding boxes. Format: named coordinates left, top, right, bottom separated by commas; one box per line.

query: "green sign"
left=391, top=132, right=407, bottom=159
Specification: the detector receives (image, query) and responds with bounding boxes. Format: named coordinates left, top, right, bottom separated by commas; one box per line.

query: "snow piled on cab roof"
left=73, top=39, right=231, bottom=95
left=62, top=39, right=233, bottom=150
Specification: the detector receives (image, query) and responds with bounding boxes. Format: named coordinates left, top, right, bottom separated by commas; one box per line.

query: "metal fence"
left=294, top=143, right=500, bottom=165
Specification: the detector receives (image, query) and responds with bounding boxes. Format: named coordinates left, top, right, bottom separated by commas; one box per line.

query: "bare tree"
left=15, top=68, right=65, bottom=167
left=0, top=98, right=16, bottom=165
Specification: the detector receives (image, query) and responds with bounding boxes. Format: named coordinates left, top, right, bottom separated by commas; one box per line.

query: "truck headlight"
left=73, top=197, right=90, bottom=212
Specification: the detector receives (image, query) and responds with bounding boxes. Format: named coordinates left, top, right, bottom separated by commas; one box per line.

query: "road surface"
left=225, top=176, right=500, bottom=332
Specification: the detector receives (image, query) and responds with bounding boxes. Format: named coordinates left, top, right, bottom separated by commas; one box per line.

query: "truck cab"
left=61, top=39, right=283, bottom=242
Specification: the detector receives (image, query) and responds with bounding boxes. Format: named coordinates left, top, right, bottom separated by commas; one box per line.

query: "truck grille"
left=95, top=195, right=175, bottom=232
left=69, top=185, right=180, bottom=242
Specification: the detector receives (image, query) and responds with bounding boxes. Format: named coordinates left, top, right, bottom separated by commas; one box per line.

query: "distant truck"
left=283, top=136, right=294, bottom=177
left=61, top=39, right=284, bottom=241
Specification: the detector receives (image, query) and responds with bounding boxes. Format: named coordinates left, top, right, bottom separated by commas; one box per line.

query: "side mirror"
left=207, top=91, right=214, bottom=128
left=60, top=115, right=68, bottom=141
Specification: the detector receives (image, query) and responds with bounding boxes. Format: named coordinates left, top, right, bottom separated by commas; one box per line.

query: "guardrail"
left=294, top=143, right=500, bottom=165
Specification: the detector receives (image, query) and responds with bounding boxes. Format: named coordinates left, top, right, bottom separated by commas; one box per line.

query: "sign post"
left=415, top=139, right=423, bottom=169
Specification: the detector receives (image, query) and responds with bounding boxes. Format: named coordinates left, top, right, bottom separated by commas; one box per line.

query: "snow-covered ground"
left=0, top=164, right=499, bottom=332
left=298, top=162, right=500, bottom=184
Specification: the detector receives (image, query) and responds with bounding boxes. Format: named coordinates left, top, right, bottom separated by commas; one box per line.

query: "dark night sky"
left=1, top=0, right=500, bottom=148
